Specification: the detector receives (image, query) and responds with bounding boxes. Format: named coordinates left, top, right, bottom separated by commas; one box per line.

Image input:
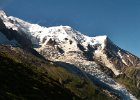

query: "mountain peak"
left=93, top=35, right=108, bottom=49
left=94, top=35, right=107, bottom=39
left=0, top=10, right=7, bottom=19
left=0, top=10, right=5, bottom=15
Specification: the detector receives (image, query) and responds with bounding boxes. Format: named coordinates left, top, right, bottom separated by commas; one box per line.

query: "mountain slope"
left=0, top=45, right=114, bottom=100
left=0, top=10, right=140, bottom=100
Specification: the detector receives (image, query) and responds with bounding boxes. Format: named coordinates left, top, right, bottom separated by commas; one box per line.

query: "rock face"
left=1, top=45, right=108, bottom=100
left=0, top=19, right=32, bottom=48
left=105, top=38, right=140, bottom=69
left=0, top=10, right=139, bottom=99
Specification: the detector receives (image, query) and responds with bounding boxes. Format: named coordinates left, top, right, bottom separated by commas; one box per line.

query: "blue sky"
left=0, top=0, right=140, bottom=57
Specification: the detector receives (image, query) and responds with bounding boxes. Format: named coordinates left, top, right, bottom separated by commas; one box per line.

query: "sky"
left=0, top=0, right=140, bottom=57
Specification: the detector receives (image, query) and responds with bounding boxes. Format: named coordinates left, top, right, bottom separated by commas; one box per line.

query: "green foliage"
left=115, top=70, right=140, bottom=98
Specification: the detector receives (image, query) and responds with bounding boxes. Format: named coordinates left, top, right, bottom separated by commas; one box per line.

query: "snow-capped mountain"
left=0, top=10, right=140, bottom=100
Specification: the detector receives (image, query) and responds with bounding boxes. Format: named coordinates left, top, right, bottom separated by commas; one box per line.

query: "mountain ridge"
left=0, top=10, right=140, bottom=100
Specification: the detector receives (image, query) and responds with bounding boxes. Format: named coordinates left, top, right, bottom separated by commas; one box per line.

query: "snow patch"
left=92, top=35, right=107, bottom=49
left=118, top=51, right=128, bottom=66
